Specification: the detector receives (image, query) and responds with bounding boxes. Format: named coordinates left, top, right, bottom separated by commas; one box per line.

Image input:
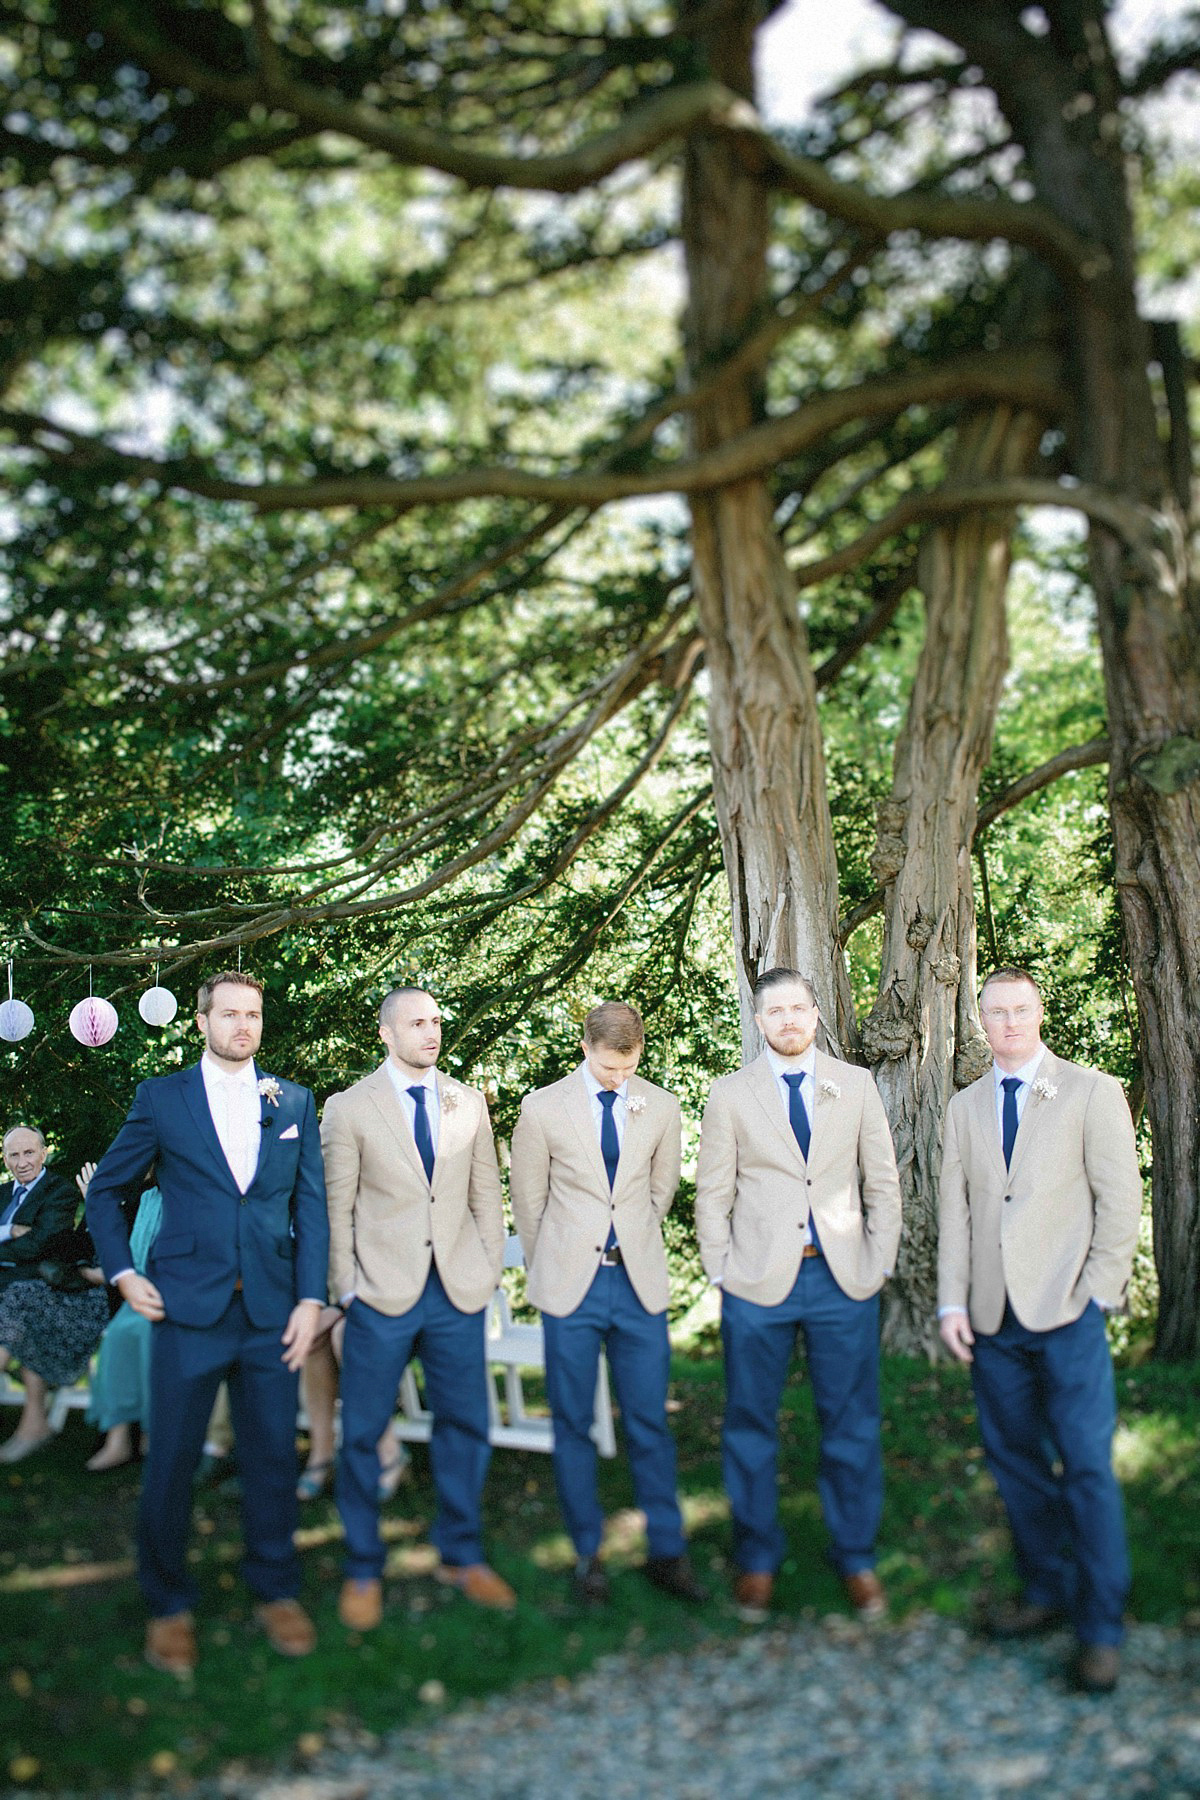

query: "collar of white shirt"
left=991, top=1046, right=1046, bottom=1095
left=200, top=1051, right=258, bottom=1093
left=581, top=1063, right=628, bottom=1107
left=384, top=1060, right=437, bottom=1102
left=767, top=1045, right=817, bottom=1086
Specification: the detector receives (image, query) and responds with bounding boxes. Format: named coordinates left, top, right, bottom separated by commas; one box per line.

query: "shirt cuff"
left=109, top=1267, right=135, bottom=1286
left=936, top=1305, right=968, bottom=1319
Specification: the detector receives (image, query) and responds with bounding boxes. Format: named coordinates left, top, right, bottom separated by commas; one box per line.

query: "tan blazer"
left=695, top=1050, right=902, bottom=1306
left=321, top=1063, right=504, bottom=1317
left=509, top=1069, right=681, bottom=1318
left=937, top=1049, right=1141, bottom=1334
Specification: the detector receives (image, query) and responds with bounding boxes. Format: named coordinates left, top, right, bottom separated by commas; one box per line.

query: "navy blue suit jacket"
left=86, top=1061, right=330, bottom=1330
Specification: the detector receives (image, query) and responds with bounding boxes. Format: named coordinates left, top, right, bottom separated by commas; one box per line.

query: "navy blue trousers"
left=337, top=1269, right=491, bottom=1578
left=972, top=1300, right=1130, bottom=1645
left=140, top=1292, right=301, bottom=1617
left=720, top=1257, right=883, bottom=1576
left=543, top=1262, right=685, bottom=1561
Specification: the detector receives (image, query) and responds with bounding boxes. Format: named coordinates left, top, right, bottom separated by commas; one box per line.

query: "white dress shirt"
left=991, top=1046, right=1047, bottom=1140
left=383, top=1060, right=441, bottom=1159
left=581, top=1062, right=628, bottom=1150
left=201, top=1052, right=262, bottom=1194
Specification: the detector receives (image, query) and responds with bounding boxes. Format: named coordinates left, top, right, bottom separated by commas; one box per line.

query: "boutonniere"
left=440, top=1087, right=459, bottom=1113
left=1031, top=1077, right=1058, bottom=1102
left=819, top=1079, right=841, bottom=1101
left=627, top=1095, right=646, bottom=1116
left=257, top=1076, right=282, bottom=1107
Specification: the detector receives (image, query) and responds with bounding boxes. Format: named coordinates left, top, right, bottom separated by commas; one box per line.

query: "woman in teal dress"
left=85, top=1182, right=162, bottom=1472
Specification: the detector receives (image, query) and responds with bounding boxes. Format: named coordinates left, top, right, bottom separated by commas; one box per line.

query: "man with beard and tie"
left=322, top=986, right=512, bottom=1631
left=695, top=968, right=902, bottom=1626
left=86, top=971, right=329, bottom=1676
left=510, top=1001, right=704, bottom=1606
left=938, top=966, right=1142, bottom=1694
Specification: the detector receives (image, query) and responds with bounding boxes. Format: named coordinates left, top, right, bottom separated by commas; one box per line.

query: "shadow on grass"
left=2, top=1354, right=1196, bottom=1790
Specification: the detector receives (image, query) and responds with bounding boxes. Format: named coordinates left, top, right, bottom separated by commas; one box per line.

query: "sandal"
left=377, top=1443, right=410, bottom=1502
left=296, top=1458, right=333, bottom=1501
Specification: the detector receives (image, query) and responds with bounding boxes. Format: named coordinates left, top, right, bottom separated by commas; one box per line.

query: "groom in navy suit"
left=86, top=970, right=329, bottom=1676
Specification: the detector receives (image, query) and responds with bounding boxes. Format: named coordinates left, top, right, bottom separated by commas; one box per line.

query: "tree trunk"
left=864, top=405, right=1044, bottom=1354
left=885, top=0, right=1200, bottom=1355
left=1003, top=11, right=1200, bottom=1360
left=679, top=0, right=855, bottom=1056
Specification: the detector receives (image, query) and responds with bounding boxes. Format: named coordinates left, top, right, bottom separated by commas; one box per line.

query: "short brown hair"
left=752, top=967, right=817, bottom=1010
left=979, top=966, right=1042, bottom=1002
left=196, top=970, right=265, bottom=1015
left=583, top=1001, right=644, bottom=1054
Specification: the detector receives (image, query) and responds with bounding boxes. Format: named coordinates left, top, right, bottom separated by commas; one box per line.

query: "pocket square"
left=279, top=1122, right=300, bottom=1140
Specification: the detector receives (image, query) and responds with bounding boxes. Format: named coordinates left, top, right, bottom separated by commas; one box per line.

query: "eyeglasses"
left=981, top=1005, right=1039, bottom=1023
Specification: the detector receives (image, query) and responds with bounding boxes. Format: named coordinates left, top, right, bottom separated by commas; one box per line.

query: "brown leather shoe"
left=1075, top=1643, right=1120, bottom=1694
left=338, top=1578, right=383, bottom=1632
left=145, top=1612, right=197, bottom=1676
left=844, top=1569, right=887, bottom=1623
left=254, top=1598, right=317, bottom=1656
left=733, top=1570, right=773, bottom=1624
left=982, top=1599, right=1066, bottom=1640
left=435, top=1562, right=517, bottom=1611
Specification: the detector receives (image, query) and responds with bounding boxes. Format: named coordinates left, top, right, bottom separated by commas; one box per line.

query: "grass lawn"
left=2, top=1353, right=1197, bottom=1792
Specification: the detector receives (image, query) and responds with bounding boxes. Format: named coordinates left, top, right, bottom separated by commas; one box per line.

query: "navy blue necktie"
left=407, top=1085, right=435, bottom=1185
left=1001, top=1076, right=1022, bottom=1169
left=1, top=1185, right=25, bottom=1228
left=598, top=1090, right=620, bottom=1190
left=783, top=1072, right=811, bottom=1161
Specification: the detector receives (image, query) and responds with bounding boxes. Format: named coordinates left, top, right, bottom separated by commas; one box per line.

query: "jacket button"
left=425, top=1240, right=432, bottom=1248
left=1004, top=1194, right=1012, bottom=1204
left=806, top=1179, right=813, bottom=1187
left=594, top=1246, right=602, bottom=1253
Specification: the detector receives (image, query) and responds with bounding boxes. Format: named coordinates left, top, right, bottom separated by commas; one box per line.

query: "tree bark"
left=678, top=0, right=855, bottom=1054
left=864, top=405, right=1044, bottom=1354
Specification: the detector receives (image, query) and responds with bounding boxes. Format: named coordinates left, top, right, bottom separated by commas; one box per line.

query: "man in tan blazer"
left=321, top=986, right=512, bottom=1630
left=938, top=966, right=1142, bottom=1693
left=510, top=1001, right=704, bottom=1605
left=695, top=968, right=902, bottom=1626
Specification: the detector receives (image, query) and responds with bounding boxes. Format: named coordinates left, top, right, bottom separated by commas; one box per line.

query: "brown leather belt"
left=800, top=1245, right=822, bottom=1260
left=598, top=1247, right=623, bottom=1266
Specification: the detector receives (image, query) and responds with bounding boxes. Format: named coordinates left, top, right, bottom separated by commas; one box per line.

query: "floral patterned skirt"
left=0, top=1280, right=110, bottom=1386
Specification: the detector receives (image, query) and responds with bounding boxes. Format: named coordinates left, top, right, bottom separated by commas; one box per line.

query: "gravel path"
left=211, top=1615, right=1200, bottom=1800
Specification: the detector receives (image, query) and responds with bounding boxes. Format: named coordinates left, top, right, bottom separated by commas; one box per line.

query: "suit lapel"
left=1006, top=1050, right=1056, bottom=1180
left=434, top=1074, right=468, bottom=1166
left=365, top=1063, right=429, bottom=1187
left=611, top=1076, right=653, bottom=1199
left=180, top=1062, right=243, bottom=1194
left=806, top=1050, right=843, bottom=1176
left=565, top=1070, right=613, bottom=1197
left=970, top=1073, right=1008, bottom=1181
left=745, top=1053, right=806, bottom=1170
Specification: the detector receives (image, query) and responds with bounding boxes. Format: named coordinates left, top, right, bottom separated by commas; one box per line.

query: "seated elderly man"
left=0, top=1125, right=99, bottom=1462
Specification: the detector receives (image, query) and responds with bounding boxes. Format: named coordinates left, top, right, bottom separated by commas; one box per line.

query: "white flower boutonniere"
left=819, top=1079, right=841, bottom=1101
left=627, top=1095, right=646, bottom=1116
left=441, top=1088, right=459, bottom=1113
left=257, top=1076, right=282, bottom=1107
left=1032, top=1078, right=1058, bottom=1103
